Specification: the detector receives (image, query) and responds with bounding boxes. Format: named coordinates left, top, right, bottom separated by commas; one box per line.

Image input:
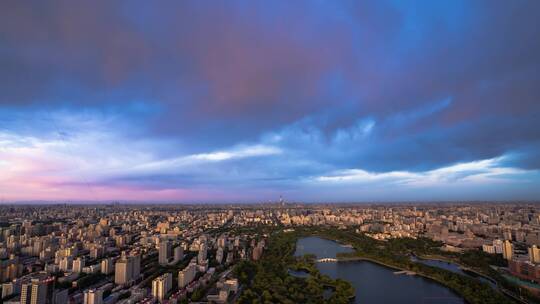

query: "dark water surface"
left=295, top=236, right=465, bottom=304
left=288, top=268, right=310, bottom=278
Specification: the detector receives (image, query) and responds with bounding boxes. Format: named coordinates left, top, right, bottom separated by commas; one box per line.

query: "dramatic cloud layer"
left=1, top=0, right=539, bottom=202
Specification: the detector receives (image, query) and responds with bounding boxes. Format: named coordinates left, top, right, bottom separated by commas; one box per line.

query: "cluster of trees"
left=76, top=273, right=107, bottom=290
left=234, top=231, right=354, bottom=304
left=459, top=250, right=506, bottom=268
left=54, top=272, right=107, bottom=292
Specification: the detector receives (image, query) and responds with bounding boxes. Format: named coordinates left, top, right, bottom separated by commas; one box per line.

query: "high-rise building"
left=152, top=273, right=172, bottom=302
left=216, top=247, right=224, bottom=264
left=59, top=256, right=73, bottom=272
left=20, top=279, right=47, bottom=304
left=20, top=282, right=30, bottom=304
left=174, top=245, right=183, bottom=262
left=493, top=239, right=504, bottom=254
left=114, top=257, right=132, bottom=285
left=226, top=250, right=234, bottom=264
left=73, top=258, right=85, bottom=273
left=101, top=257, right=113, bottom=275
left=529, top=245, right=540, bottom=264
left=90, top=247, right=104, bottom=259
left=503, top=240, right=514, bottom=260
left=159, top=240, right=172, bottom=265
left=198, top=243, right=207, bottom=264
left=114, top=253, right=140, bottom=285
left=1, top=281, right=19, bottom=298
left=178, top=264, right=196, bottom=288
left=83, top=289, right=103, bottom=304
left=53, top=289, right=69, bottom=304
left=482, top=244, right=496, bottom=254
left=217, top=236, right=227, bottom=248
left=131, top=253, right=141, bottom=280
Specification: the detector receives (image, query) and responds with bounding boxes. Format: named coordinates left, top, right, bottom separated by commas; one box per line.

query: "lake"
left=295, top=236, right=465, bottom=304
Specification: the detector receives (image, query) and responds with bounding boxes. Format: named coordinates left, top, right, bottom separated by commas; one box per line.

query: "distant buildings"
left=6, top=203, right=540, bottom=303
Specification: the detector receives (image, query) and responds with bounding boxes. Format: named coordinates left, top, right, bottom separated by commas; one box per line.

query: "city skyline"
left=1, top=1, right=540, bottom=202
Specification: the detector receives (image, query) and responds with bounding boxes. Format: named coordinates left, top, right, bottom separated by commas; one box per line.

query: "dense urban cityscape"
left=2, top=1, right=540, bottom=303
left=0, top=202, right=539, bottom=303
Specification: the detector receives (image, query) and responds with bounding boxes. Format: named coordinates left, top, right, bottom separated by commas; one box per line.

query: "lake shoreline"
left=334, top=255, right=473, bottom=303
left=324, top=239, right=522, bottom=304
left=296, top=235, right=467, bottom=304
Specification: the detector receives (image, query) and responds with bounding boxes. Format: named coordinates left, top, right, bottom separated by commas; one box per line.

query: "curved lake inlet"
left=295, top=236, right=465, bottom=304
left=410, top=255, right=497, bottom=288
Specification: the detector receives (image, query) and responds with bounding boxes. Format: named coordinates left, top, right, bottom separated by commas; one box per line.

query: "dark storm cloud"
left=1, top=0, right=540, bottom=201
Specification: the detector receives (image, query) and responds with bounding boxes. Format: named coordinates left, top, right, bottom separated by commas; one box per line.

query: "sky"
left=1, top=0, right=540, bottom=203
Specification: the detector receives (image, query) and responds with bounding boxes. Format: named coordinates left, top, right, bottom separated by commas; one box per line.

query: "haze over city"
left=1, top=1, right=540, bottom=202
